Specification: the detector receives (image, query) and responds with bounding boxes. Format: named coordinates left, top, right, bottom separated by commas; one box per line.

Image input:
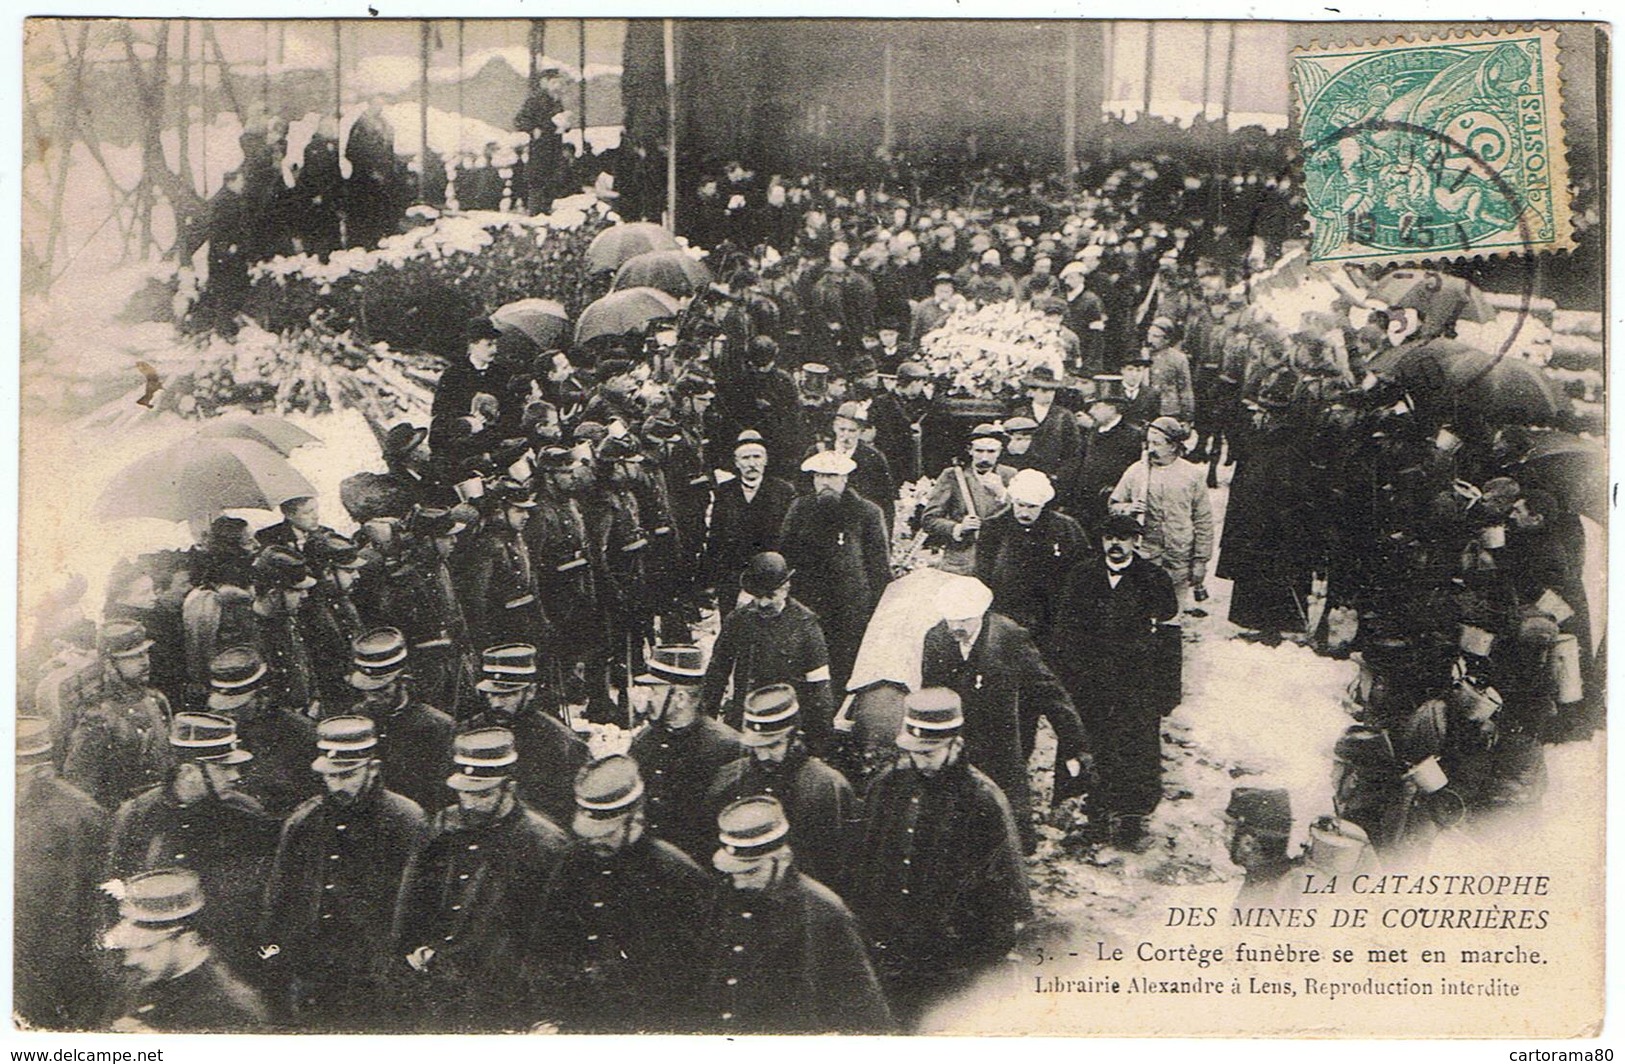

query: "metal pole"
left=1221, top=23, right=1237, bottom=123
left=881, top=37, right=894, bottom=154
left=1141, top=21, right=1155, bottom=119
left=578, top=19, right=589, bottom=156
left=664, top=18, right=678, bottom=231
left=1063, top=22, right=1078, bottom=187
left=1201, top=22, right=1213, bottom=119
left=419, top=21, right=431, bottom=202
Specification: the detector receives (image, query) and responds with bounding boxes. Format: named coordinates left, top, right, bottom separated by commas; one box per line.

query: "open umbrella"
left=1516, top=431, right=1607, bottom=523
left=1395, top=342, right=1566, bottom=425
left=585, top=222, right=681, bottom=274
left=491, top=298, right=570, bottom=351
left=611, top=250, right=713, bottom=298
left=574, top=287, right=682, bottom=345
left=95, top=437, right=317, bottom=522
left=195, top=415, right=321, bottom=457
left=1368, top=269, right=1498, bottom=335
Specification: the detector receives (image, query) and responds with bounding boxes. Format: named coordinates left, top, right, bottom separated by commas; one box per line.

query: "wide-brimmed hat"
left=446, top=728, right=518, bottom=791
left=712, top=795, right=791, bottom=873
left=1022, top=365, right=1064, bottom=390
left=207, top=646, right=269, bottom=711
left=896, top=687, right=964, bottom=752
left=311, top=715, right=379, bottom=774
left=383, top=423, right=428, bottom=459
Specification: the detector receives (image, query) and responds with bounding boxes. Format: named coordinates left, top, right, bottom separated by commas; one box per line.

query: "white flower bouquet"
left=916, top=300, right=1067, bottom=398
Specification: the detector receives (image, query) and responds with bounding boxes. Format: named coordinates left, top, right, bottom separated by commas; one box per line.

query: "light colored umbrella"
left=492, top=298, right=571, bottom=351
left=574, top=287, right=682, bottom=345
left=195, top=414, right=321, bottom=457
left=611, top=250, right=713, bottom=298
left=585, top=222, right=681, bottom=274
left=95, top=437, right=317, bottom=522
left=1369, top=269, right=1499, bottom=333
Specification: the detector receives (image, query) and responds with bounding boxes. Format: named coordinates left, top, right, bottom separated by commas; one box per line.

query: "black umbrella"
left=1393, top=341, right=1566, bottom=426
left=1516, top=431, right=1607, bottom=523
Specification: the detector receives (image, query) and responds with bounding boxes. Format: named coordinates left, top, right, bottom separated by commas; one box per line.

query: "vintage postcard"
left=10, top=14, right=1608, bottom=1042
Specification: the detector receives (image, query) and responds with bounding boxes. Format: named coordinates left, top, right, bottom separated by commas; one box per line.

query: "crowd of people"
left=18, top=130, right=1601, bottom=1035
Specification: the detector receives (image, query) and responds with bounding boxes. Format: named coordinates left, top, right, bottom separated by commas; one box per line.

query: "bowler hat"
left=207, top=646, right=269, bottom=711
left=1023, top=365, right=1064, bottom=390
left=535, top=445, right=576, bottom=472
left=348, top=627, right=409, bottom=690
left=307, top=532, right=366, bottom=570
left=643, top=417, right=683, bottom=444
left=896, top=687, right=964, bottom=752
left=846, top=354, right=879, bottom=378
left=446, top=728, right=518, bottom=791
left=713, top=795, right=791, bottom=873
left=311, top=716, right=379, bottom=774
left=740, top=551, right=793, bottom=597
left=734, top=429, right=768, bottom=456
left=597, top=435, right=644, bottom=464
left=1101, top=513, right=1146, bottom=540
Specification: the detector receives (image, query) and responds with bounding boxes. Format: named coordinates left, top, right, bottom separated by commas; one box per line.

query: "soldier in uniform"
left=700, top=552, right=834, bottom=745
left=526, top=445, right=605, bottom=713
left=108, top=713, right=279, bottom=977
left=705, top=684, right=858, bottom=895
left=530, top=755, right=713, bottom=1032
left=627, top=645, right=742, bottom=864
left=849, top=689, right=1031, bottom=1026
left=15, top=717, right=111, bottom=1030
left=62, top=621, right=174, bottom=810
left=697, top=796, right=893, bottom=1034
left=703, top=431, right=797, bottom=618
left=343, top=627, right=456, bottom=818
left=463, top=644, right=588, bottom=828
left=778, top=450, right=891, bottom=697
left=461, top=478, right=545, bottom=653
left=101, top=869, right=269, bottom=1032
left=248, top=546, right=319, bottom=714
left=642, top=416, right=709, bottom=634
left=261, top=717, right=429, bottom=1028
left=584, top=434, right=654, bottom=696
left=385, top=505, right=472, bottom=714
left=301, top=532, right=370, bottom=706
left=205, top=645, right=319, bottom=819
left=920, top=576, right=1086, bottom=854
left=391, top=728, right=570, bottom=1032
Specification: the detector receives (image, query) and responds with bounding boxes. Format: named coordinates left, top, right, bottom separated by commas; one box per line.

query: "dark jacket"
left=700, top=598, right=833, bottom=738
left=703, top=476, right=797, bottom=608
left=345, top=694, right=456, bottom=820
left=429, top=358, right=501, bottom=455
left=109, top=785, right=281, bottom=971
left=1049, top=553, right=1179, bottom=690
left=531, top=835, right=714, bottom=1032
left=15, top=767, right=110, bottom=1030
left=973, top=508, right=1089, bottom=645
left=391, top=802, right=569, bottom=1031
left=62, top=680, right=173, bottom=810
left=262, top=787, right=429, bottom=1001
left=525, top=485, right=604, bottom=662
left=1008, top=399, right=1082, bottom=476
left=628, top=716, right=743, bottom=864
left=459, top=524, right=543, bottom=652
left=778, top=489, right=891, bottom=688
left=1055, top=416, right=1144, bottom=535
left=921, top=614, right=1085, bottom=852
left=231, top=706, right=321, bottom=819
left=851, top=758, right=1031, bottom=984
left=253, top=608, right=317, bottom=714
left=697, top=869, right=893, bottom=1034
left=706, top=745, right=858, bottom=894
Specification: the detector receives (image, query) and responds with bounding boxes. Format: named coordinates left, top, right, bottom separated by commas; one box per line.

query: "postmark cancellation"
left=1293, top=26, right=1573, bottom=265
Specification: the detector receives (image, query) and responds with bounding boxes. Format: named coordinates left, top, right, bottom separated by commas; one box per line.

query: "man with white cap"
left=849, top=688, right=1030, bottom=1026
left=779, top=449, right=891, bottom=696
left=703, top=430, right=796, bottom=618
left=920, top=422, right=1017, bottom=575
left=260, top=716, right=429, bottom=1027
left=109, top=712, right=280, bottom=977
left=973, top=469, right=1089, bottom=654
left=705, top=684, right=857, bottom=894
left=628, top=644, right=743, bottom=863
left=697, top=796, right=893, bottom=1034
left=920, top=576, right=1085, bottom=854
left=15, top=716, right=111, bottom=1029
left=101, top=868, right=269, bottom=1031
left=529, top=755, right=712, bottom=1032
left=1110, top=415, right=1215, bottom=616
left=391, top=727, right=569, bottom=1031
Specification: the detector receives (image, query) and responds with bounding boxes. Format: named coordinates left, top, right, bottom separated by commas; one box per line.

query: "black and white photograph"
left=11, top=12, right=1610, bottom=1041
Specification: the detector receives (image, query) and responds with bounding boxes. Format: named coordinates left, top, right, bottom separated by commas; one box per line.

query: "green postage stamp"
left=1294, top=26, right=1573, bottom=264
